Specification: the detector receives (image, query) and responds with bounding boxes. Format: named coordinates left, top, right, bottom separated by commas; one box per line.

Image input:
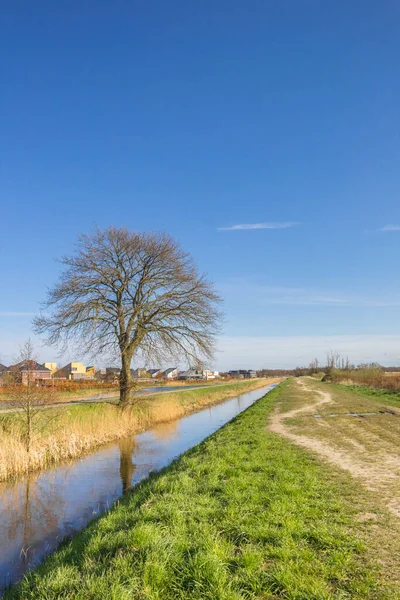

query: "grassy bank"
left=325, top=381, right=400, bottom=408
left=0, top=378, right=276, bottom=482
left=6, top=382, right=398, bottom=599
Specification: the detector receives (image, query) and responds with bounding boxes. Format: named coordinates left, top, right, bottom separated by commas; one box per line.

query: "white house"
left=179, top=368, right=203, bottom=380
left=163, top=367, right=178, bottom=380
left=148, top=369, right=162, bottom=378
left=179, top=368, right=219, bottom=380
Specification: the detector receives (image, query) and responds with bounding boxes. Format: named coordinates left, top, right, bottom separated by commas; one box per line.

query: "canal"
left=0, top=383, right=277, bottom=594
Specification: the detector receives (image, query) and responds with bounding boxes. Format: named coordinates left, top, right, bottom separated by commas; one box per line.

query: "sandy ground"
left=269, top=378, right=400, bottom=517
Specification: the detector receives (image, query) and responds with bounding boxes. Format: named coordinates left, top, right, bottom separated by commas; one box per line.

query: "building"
left=105, top=367, right=120, bottom=382
left=131, top=368, right=149, bottom=379
left=202, top=369, right=217, bottom=380
left=179, top=368, right=217, bottom=380
left=106, top=367, right=120, bottom=376
left=179, top=368, right=203, bottom=380
left=85, top=366, right=96, bottom=379
left=163, top=367, right=178, bottom=380
left=44, top=362, right=57, bottom=374
left=229, top=370, right=257, bottom=379
left=0, top=364, right=8, bottom=377
left=54, top=362, right=87, bottom=380
left=8, top=361, right=52, bottom=384
left=148, top=369, right=162, bottom=378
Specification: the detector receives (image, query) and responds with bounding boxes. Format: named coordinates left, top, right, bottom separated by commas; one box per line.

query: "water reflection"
left=0, top=472, right=65, bottom=589
left=0, top=384, right=276, bottom=594
left=152, top=419, right=179, bottom=440
left=118, top=437, right=136, bottom=493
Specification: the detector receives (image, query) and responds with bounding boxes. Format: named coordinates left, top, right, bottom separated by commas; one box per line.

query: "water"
left=0, top=384, right=276, bottom=594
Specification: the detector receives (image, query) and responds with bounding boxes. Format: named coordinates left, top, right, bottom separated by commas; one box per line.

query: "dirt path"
left=269, top=379, right=400, bottom=516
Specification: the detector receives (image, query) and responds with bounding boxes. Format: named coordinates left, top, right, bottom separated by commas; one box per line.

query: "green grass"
left=5, top=382, right=394, bottom=600
left=325, top=382, right=400, bottom=408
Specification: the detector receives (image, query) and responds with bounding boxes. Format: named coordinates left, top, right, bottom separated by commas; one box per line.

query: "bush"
left=324, top=367, right=400, bottom=392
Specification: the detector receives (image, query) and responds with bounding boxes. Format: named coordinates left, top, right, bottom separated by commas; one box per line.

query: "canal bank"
left=0, top=379, right=277, bottom=482
left=0, top=382, right=278, bottom=593
left=4, top=380, right=393, bottom=600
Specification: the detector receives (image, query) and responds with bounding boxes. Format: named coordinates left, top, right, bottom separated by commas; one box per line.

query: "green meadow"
left=6, top=381, right=398, bottom=600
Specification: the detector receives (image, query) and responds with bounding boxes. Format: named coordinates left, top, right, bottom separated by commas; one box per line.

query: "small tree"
left=7, top=340, right=58, bottom=462
left=34, top=227, right=223, bottom=407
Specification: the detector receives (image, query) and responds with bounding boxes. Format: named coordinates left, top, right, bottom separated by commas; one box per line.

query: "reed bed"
left=0, top=378, right=278, bottom=481
left=325, top=367, right=400, bottom=392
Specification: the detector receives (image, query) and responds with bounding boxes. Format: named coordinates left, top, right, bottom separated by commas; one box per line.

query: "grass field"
left=329, top=381, right=400, bottom=408
left=271, top=378, right=400, bottom=518
left=0, top=378, right=276, bottom=481
left=5, top=380, right=400, bottom=599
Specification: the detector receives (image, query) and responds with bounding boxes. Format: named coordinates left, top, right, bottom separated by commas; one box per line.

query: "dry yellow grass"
left=0, top=378, right=279, bottom=481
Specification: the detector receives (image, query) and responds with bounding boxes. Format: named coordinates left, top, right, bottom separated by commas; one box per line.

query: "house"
left=8, top=361, right=52, bottom=384
left=105, top=367, right=121, bottom=382
left=54, top=362, right=87, bottom=380
left=229, top=370, right=257, bottom=379
left=131, top=368, right=149, bottom=379
left=203, top=369, right=219, bottom=381
left=179, top=368, right=218, bottom=381
left=44, top=362, right=57, bottom=374
left=0, top=364, right=8, bottom=377
left=100, top=367, right=120, bottom=382
left=85, top=366, right=96, bottom=379
left=106, top=367, right=121, bottom=376
left=148, top=369, right=162, bottom=378
left=163, top=367, right=178, bottom=380
left=179, top=368, right=203, bottom=380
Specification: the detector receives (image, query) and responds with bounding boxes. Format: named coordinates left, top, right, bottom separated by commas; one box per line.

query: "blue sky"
left=1, top=0, right=400, bottom=369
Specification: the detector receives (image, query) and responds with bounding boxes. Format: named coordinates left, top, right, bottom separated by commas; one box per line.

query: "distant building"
left=163, top=367, right=178, bottom=380
left=179, top=368, right=218, bottom=380
left=131, top=368, right=149, bottom=379
left=203, top=369, right=216, bottom=380
left=85, top=365, right=96, bottom=379
left=44, top=362, right=57, bottom=374
left=106, top=367, right=121, bottom=376
left=9, top=361, right=52, bottom=384
left=54, top=362, right=87, bottom=380
left=0, top=364, right=8, bottom=377
left=104, top=367, right=121, bottom=382
left=229, top=370, right=257, bottom=379
left=179, top=368, right=203, bottom=380
left=148, top=369, right=162, bottom=378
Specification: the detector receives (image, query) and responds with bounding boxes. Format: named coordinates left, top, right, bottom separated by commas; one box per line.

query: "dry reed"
left=0, top=378, right=279, bottom=481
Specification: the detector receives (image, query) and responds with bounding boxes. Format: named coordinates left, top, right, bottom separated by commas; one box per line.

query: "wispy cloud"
left=217, top=334, right=400, bottom=370
left=0, top=312, right=35, bottom=317
left=219, top=281, right=400, bottom=308
left=217, top=222, right=299, bottom=231
left=380, top=225, right=400, bottom=231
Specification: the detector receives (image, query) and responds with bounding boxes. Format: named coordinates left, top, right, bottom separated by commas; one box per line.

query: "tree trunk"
left=119, top=353, right=133, bottom=408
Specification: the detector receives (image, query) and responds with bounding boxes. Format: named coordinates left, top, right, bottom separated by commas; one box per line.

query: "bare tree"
left=34, top=227, right=223, bottom=407
left=7, top=340, right=58, bottom=462
left=309, top=357, right=320, bottom=374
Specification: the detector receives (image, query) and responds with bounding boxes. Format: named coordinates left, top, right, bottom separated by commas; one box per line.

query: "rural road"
left=0, top=382, right=233, bottom=414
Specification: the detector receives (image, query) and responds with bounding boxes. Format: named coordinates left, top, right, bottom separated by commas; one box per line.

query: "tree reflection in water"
left=152, top=420, right=178, bottom=441
left=118, top=437, right=136, bottom=493
left=0, top=471, right=65, bottom=585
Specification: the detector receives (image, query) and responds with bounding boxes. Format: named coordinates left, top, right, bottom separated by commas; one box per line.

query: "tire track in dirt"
left=269, top=379, right=400, bottom=516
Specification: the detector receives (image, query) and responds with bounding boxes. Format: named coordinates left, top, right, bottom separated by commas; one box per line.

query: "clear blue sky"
left=1, top=1, right=400, bottom=369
